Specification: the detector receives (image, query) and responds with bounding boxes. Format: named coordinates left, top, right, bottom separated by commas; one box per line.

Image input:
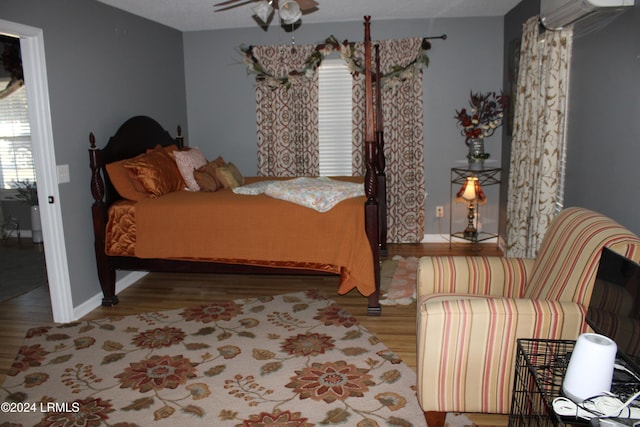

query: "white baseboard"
left=73, top=271, right=149, bottom=320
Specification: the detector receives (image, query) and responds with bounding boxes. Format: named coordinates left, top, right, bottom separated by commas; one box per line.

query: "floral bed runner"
left=2, top=291, right=426, bottom=426
left=264, top=177, right=364, bottom=212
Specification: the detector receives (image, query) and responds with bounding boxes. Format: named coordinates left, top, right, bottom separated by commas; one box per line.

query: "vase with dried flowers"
left=454, top=91, right=507, bottom=169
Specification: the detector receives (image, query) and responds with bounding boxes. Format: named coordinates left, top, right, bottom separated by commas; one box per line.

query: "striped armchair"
left=416, top=207, right=640, bottom=423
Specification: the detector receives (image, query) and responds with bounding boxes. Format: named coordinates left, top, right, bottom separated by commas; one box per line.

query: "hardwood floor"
left=0, top=242, right=507, bottom=426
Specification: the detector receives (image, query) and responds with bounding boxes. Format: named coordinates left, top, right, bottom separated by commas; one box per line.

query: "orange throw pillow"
left=105, top=156, right=151, bottom=201
left=123, top=149, right=184, bottom=197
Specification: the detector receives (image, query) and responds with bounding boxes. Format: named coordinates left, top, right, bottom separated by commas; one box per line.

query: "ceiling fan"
left=214, top=0, right=319, bottom=26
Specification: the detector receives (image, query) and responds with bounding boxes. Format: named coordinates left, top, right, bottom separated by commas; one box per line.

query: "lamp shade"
left=455, top=176, right=486, bottom=204
left=279, top=0, right=302, bottom=24
left=252, top=0, right=273, bottom=22
left=562, top=333, right=617, bottom=403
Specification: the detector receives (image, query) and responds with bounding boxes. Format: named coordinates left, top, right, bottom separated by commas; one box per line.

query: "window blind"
left=318, top=59, right=352, bottom=176
left=0, top=82, right=34, bottom=189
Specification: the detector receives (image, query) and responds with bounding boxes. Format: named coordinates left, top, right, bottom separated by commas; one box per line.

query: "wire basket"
left=509, top=338, right=640, bottom=427
left=509, top=339, right=576, bottom=426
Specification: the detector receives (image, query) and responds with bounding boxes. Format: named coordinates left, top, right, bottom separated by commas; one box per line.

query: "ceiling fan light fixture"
left=251, top=0, right=273, bottom=23
left=279, top=0, right=302, bottom=24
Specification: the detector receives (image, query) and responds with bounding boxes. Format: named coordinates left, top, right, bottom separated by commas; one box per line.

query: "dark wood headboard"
left=89, top=116, right=183, bottom=206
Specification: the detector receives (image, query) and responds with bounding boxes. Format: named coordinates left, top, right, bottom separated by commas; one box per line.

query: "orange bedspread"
left=126, top=178, right=374, bottom=296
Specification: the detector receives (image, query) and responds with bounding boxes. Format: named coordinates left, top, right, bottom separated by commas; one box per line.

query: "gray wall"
left=2, top=0, right=188, bottom=306
left=502, top=1, right=639, bottom=237
left=563, top=4, right=640, bottom=235
left=183, top=17, right=505, bottom=239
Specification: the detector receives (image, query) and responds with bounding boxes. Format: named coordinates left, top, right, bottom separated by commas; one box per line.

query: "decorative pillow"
left=264, top=177, right=364, bottom=212
left=233, top=180, right=278, bottom=195
left=214, top=164, right=241, bottom=189
left=105, top=156, right=151, bottom=201
left=193, top=162, right=221, bottom=192
left=212, top=155, right=226, bottom=166
left=123, top=149, right=184, bottom=197
left=174, top=147, right=207, bottom=191
left=227, top=162, right=244, bottom=186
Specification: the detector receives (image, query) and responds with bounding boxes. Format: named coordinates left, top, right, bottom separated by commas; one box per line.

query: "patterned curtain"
left=505, top=17, right=573, bottom=258
left=242, top=37, right=429, bottom=243
left=251, top=44, right=323, bottom=176
left=350, top=38, right=426, bottom=243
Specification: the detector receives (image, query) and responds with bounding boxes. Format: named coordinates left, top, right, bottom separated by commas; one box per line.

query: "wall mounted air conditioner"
left=540, top=0, right=634, bottom=30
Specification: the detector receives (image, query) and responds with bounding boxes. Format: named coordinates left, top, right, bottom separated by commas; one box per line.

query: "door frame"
left=1, top=19, right=73, bottom=323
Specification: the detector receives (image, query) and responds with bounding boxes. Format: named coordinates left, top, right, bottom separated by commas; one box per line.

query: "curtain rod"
left=424, top=34, right=447, bottom=41
left=421, top=34, right=446, bottom=50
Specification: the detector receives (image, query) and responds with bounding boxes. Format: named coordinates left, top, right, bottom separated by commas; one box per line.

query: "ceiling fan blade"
left=214, top=0, right=256, bottom=11
left=213, top=0, right=244, bottom=6
left=295, top=0, right=318, bottom=11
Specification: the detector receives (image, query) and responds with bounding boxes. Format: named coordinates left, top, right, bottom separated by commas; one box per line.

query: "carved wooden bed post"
left=89, top=133, right=118, bottom=306
left=374, top=43, right=388, bottom=256
left=364, top=16, right=382, bottom=316
left=176, top=125, right=184, bottom=149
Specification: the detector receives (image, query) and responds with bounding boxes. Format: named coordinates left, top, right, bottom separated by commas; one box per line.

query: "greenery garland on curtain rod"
left=239, top=35, right=430, bottom=88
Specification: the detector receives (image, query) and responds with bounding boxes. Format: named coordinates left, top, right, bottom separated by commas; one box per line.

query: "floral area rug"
left=379, top=256, right=419, bottom=306
left=2, top=290, right=433, bottom=426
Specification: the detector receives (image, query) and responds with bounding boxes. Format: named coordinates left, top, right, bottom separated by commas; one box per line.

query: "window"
left=318, top=59, right=352, bottom=176
left=0, top=81, right=34, bottom=189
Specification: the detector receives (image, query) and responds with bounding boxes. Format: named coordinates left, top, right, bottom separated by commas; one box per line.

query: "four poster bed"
left=88, top=16, right=387, bottom=315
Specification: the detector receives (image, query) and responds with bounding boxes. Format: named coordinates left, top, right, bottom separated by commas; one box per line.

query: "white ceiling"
left=96, top=0, right=522, bottom=32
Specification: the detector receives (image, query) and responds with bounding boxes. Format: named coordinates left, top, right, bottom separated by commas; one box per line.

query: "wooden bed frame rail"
left=88, top=16, right=386, bottom=315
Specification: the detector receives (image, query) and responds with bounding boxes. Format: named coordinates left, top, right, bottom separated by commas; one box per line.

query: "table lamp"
left=455, top=176, right=486, bottom=239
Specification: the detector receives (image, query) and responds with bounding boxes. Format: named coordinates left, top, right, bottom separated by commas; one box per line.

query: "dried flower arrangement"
left=455, top=91, right=507, bottom=143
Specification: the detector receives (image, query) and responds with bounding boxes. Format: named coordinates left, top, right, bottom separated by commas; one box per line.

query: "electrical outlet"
left=436, top=206, right=444, bottom=218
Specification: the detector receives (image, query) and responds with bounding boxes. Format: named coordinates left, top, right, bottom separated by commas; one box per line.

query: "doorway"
left=0, top=19, right=73, bottom=323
